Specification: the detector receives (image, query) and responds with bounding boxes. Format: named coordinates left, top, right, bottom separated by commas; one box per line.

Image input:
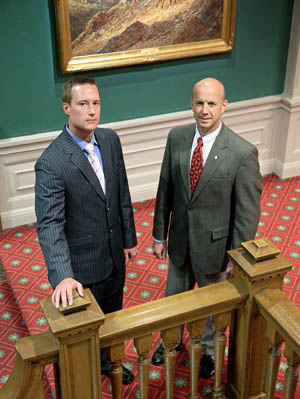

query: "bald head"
left=192, top=78, right=226, bottom=101
left=191, top=78, right=228, bottom=135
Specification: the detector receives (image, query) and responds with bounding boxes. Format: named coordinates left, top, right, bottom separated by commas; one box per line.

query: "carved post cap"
left=227, top=237, right=293, bottom=283
left=40, top=288, right=105, bottom=337
left=241, top=238, right=280, bottom=261
left=57, top=289, right=91, bottom=315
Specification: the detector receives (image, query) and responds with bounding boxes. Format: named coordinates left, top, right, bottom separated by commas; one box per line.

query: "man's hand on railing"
left=153, top=241, right=168, bottom=260
left=225, top=261, right=234, bottom=280
left=52, top=278, right=84, bottom=309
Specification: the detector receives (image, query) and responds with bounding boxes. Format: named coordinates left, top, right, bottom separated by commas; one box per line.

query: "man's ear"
left=62, top=102, right=70, bottom=117
left=221, top=99, right=228, bottom=113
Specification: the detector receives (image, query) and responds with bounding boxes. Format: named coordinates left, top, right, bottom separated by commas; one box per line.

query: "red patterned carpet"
left=0, top=174, right=300, bottom=398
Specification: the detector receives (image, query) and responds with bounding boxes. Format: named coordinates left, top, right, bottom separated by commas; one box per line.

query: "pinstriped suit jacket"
left=35, top=127, right=137, bottom=289
left=153, top=123, right=262, bottom=278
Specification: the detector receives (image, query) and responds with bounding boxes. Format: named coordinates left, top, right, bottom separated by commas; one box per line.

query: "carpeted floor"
left=0, top=174, right=300, bottom=398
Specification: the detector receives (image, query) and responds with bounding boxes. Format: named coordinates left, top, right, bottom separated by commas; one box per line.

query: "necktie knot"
left=85, top=142, right=95, bottom=153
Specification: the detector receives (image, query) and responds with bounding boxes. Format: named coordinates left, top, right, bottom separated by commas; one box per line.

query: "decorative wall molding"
left=1, top=94, right=300, bottom=229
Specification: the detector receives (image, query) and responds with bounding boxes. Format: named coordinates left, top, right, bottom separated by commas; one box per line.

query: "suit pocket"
left=68, top=235, right=93, bottom=247
left=212, top=226, right=229, bottom=241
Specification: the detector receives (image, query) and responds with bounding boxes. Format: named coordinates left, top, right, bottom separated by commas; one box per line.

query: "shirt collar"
left=65, top=124, right=98, bottom=151
left=195, top=122, right=222, bottom=144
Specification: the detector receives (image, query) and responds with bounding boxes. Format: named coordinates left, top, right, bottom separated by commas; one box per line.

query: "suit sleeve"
left=153, top=133, right=174, bottom=241
left=117, top=136, right=137, bottom=249
left=231, top=145, right=262, bottom=249
left=35, top=157, right=74, bottom=288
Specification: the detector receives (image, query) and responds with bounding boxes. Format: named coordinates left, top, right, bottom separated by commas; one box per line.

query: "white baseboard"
left=2, top=208, right=37, bottom=231
left=273, top=158, right=300, bottom=179
left=0, top=94, right=299, bottom=229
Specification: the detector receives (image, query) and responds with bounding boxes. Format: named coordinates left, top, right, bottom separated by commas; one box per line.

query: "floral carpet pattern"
left=0, top=174, right=300, bottom=398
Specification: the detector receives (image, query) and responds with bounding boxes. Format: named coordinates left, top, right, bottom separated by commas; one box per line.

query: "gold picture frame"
left=54, top=0, right=236, bottom=73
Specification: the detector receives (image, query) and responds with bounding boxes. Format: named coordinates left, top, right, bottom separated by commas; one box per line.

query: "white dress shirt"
left=190, top=122, right=222, bottom=166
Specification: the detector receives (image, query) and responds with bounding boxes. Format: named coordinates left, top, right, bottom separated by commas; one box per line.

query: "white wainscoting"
left=1, top=95, right=299, bottom=229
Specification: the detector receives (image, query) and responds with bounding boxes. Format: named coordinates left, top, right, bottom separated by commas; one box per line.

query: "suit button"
left=106, top=207, right=110, bottom=212
left=188, top=207, right=193, bottom=211
left=109, top=229, right=113, bottom=233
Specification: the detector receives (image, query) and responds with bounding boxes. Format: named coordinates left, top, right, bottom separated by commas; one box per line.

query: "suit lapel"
left=179, top=124, right=195, bottom=199
left=61, top=129, right=106, bottom=201
left=191, top=125, right=228, bottom=202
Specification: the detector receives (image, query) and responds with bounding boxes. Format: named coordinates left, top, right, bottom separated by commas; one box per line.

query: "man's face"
left=191, top=80, right=228, bottom=135
left=62, top=84, right=100, bottom=141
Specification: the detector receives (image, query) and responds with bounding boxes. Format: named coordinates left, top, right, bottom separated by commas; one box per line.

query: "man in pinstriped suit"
left=35, top=76, right=137, bottom=384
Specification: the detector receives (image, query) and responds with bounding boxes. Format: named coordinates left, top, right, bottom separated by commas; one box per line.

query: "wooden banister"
left=99, top=280, right=247, bottom=347
left=255, top=289, right=300, bottom=355
left=227, top=239, right=293, bottom=399
left=2, top=238, right=300, bottom=399
left=0, top=282, right=245, bottom=399
left=0, top=332, right=58, bottom=399
left=98, top=280, right=246, bottom=399
left=255, top=288, right=300, bottom=399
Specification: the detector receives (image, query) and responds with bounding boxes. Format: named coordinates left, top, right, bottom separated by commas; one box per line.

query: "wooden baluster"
left=212, top=311, right=231, bottom=399
left=161, top=326, right=181, bottom=399
left=53, top=362, right=61, bottom=399
left=264, top=326, right=283, bottom=398
left=187, top=319, right=206, bottom=399
left=106, top=342, right=125, bottom=399
left=283, top=345, right=300, bottom=399
left=134, top=334, right=152, bottom=399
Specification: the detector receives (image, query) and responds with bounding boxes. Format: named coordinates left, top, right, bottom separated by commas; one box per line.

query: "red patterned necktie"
left=190, top=137, right=203, bottom=195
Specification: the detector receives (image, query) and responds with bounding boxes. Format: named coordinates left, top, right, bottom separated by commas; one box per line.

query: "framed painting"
left=54, top=0, right=237, bottom=73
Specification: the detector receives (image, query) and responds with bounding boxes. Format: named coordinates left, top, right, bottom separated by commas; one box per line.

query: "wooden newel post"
left=40, top=289, right=105, bottom=399
left=226, top=238, right=293, bottom=399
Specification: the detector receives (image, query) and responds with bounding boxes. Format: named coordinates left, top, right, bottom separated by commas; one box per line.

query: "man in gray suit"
left=151, top=78, right=262, bottom=378
left=35, top=76, right=138, bottom=384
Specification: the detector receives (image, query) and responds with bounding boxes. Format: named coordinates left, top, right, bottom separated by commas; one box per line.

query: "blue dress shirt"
left=66, top=125, right=105, bottom=175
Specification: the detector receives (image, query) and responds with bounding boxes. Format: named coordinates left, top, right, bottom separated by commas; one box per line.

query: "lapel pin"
left=214, top=155, right=218, bottom=160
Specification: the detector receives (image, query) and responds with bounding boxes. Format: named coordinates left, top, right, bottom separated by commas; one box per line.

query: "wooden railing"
left=0, top=238, right=299, bottom=399
left=256, top=289, right=300, bottom=398
left=98, top=280, right=246, bottom=399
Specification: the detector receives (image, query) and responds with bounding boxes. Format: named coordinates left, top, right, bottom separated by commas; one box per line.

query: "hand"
left=124, top=246, right=138, bottom=263
left=225, top=260, right=234, bottom=280
left=52, top=278, right=84, bottom=309
left=153, top=241, right=167, bottom=260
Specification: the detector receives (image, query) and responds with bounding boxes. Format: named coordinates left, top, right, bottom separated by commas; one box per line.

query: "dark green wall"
left=0, top=0, right=294, bottom=139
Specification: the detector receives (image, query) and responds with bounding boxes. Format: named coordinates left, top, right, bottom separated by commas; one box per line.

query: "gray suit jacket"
left=35, top=127, right=137, bottom=288
left=153, top=123, right=262, bottom=277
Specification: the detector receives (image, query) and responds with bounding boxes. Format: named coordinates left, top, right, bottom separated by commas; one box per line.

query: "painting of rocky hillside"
left=69, top=0, right=223, bottom=56
left=54, top=0, right=236, bottom=72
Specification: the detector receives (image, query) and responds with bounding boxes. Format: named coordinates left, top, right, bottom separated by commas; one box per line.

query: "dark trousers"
left=165, top=256, right=226, bottom=355
left=84, top=267, right=125, bottom=371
